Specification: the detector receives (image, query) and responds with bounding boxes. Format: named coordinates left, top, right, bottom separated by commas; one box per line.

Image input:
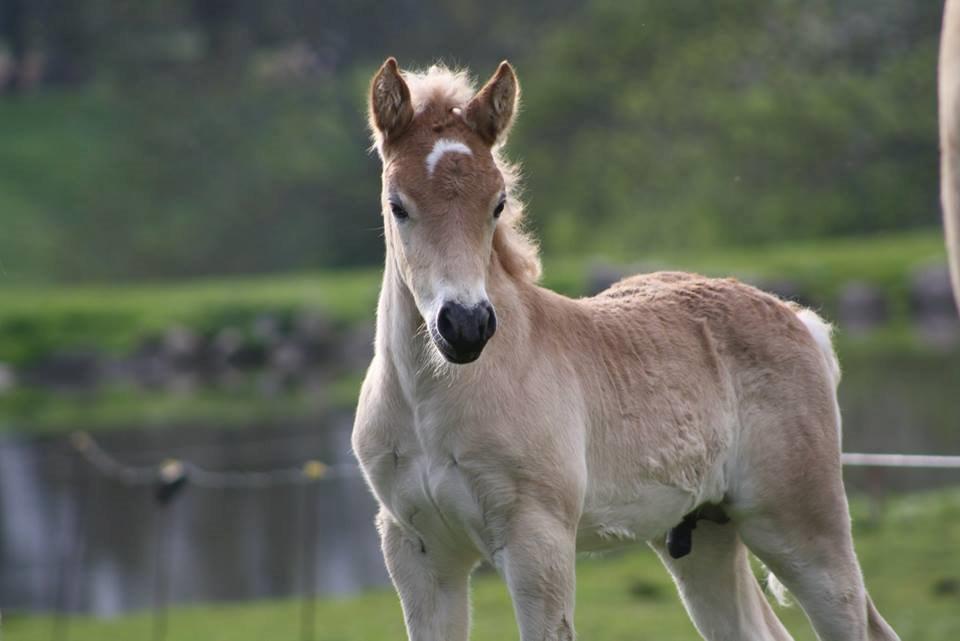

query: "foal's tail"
left=941, top=0, right=960, bottom=314
left=795, top=308, right=841, bottom=387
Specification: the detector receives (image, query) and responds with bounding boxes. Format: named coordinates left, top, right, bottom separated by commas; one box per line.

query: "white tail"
left=940, top=0, right=960, bottom=314
left=796, top=308, right=840, bottom=386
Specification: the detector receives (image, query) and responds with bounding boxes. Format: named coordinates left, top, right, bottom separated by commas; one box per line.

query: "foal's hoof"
left=666, top=521, right=694, bottom=559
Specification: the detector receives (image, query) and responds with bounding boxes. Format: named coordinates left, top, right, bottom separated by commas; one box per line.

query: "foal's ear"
left=369, top=57, right=414, bottom=143
left=466, top=61, right=519, bottom=146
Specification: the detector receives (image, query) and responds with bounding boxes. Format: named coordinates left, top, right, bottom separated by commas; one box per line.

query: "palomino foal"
left=352, top=58, right=900, bottom=641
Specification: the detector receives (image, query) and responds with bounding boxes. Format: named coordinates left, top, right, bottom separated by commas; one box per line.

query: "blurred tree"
left=192, top=0, right=245, bottom=62
left=0, top=0, right=28, bottom=93
left=41, top=0, right=98, bottom=86
left=0, top=0, right=946, bottom=281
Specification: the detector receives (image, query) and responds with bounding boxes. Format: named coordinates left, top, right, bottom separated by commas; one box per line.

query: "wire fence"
left=841, top=452, right=960, bottom=468
left=70, top=431, right=364, bottom=491
left=47, top=432, right=960, bottom=641
left=53, top=431, right=366, bottom=641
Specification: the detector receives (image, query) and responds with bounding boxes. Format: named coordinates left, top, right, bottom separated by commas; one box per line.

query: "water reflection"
left=0, top=414, right=387, bottom=615
left=1, top=350, right=958, bottom=615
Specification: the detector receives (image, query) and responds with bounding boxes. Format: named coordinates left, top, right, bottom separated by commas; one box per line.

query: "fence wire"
left=70, top=431, right=364, bottom=489
left=72, top=429, right=960, bottom=489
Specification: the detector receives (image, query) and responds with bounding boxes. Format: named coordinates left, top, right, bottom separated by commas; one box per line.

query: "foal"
left=352, top=58, right=900, bottom=641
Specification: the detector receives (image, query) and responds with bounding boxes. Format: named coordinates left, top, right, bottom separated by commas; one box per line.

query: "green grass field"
left=7, top=490, right=960, bottom=640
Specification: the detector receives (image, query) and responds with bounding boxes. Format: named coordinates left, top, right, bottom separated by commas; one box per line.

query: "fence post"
left=52, top=451, right=100, bottom=641
left=298, top=479, right=319, bottom=641
left=152, top=461, right=188, bottom=641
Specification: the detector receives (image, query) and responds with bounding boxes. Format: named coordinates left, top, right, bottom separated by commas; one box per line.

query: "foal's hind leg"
left=737, top=494, right=899, bottom=641
left=651, top=519, right=793, bottom=641
left=734, top=413, right=900, bottom=641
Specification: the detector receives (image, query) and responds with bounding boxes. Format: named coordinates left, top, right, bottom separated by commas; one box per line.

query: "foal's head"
left=369, top=58, right=521, bottom=364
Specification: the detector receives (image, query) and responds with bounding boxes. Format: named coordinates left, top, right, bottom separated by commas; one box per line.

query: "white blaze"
left=425, top=138, right=472, bottom=177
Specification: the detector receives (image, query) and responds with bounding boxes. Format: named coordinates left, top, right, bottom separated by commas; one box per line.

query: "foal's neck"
left=376, top=247, right=534, bottom=384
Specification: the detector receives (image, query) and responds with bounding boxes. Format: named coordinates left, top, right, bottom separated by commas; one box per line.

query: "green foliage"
left=513, top=0, right=942, bottom=256
left=6, top=488, right=960, bottom=640
left=0, top=384, right=329, bottom=433
left=0, top=1, right=946, bottom=281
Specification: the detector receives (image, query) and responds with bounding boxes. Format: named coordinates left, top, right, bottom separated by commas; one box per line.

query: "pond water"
left=0, top=349, right=958, bottom=616
left=0, top=413, right=387, bottom=616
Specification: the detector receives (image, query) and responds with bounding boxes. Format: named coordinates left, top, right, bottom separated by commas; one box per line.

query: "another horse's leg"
left=501, top=507, right=577, bottom=641
left=378, top=512, right=474, bottom=641
left=651, top=519, right=794, bottom=641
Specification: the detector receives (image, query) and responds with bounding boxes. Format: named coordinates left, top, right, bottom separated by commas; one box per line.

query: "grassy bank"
left=0, top=230, right=953, bottom=435
left=6, top=489, right=960, bottom=640
left=0, top=230, right=948, bottom=366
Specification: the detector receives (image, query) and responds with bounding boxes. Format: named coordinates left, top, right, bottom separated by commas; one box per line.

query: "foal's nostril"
left=481, top=302, right=497, bottom=341
left=437, top=303, right=456, bottom=345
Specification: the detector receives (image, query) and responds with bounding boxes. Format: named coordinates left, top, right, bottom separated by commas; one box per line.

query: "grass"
left=0, top=374, right=367, bottom=434
left=6, top=489, right=960, bottom=640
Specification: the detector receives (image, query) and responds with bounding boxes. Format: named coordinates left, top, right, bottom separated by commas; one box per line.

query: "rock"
left=252, top=314, right=283, bottom=344
left=0, top=363, right=16, bottom=394
left=256, top=370, right=288, bottom=398
left=270, top=340, right=307, bottom=374
left=293, top=309, right=332, bottom=343
left=127, top=337, right=175, bottom=388
left=339, top=324, right=375, bottom=371
left=751, top=278, right=813, bottom=308
left=837, top=281, right=888, bottom=334
left=910, top=264, right=958, bottom=317
left=212, top=327, right=244, bottom=362
left=164, top=371, right=199, bottom=395
left=162, top=326, right=202, bottom=364
left=227, top=341, right=268, bottom=370
left=21, top=351, right=101, bottom=390
left=292, top=310, right=336, bottom=364
left=909, top=264, right=960, bottom=346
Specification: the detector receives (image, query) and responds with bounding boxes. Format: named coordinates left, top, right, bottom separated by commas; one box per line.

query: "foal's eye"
left=390, top=202, right=409, bottom=220
left=493, top=198, right=506, bottom=219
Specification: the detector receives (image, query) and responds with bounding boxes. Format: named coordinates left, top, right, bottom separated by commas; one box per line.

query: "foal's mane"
left=380, top=64, right=542, bottom=283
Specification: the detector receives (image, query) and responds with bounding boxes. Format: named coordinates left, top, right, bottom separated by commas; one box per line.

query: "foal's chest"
left=367, top=422, right=491, bottom=551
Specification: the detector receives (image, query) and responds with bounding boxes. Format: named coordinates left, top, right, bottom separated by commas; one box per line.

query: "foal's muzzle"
left=432, top=301, right=497, bottom=364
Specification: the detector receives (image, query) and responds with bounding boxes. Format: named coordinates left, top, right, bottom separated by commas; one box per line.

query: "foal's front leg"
left=501, top=508, right=578, bottom=641
left=378, top=512, right=474, bottom=641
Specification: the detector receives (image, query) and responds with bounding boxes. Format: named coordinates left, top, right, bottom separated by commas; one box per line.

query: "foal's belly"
left=577, top=483, right=696, bottom=551
left=378, top=451, right=700, bottom=556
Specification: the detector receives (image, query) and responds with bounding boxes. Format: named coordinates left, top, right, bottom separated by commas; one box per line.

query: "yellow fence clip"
left=302, top=460, right=328, bottom=480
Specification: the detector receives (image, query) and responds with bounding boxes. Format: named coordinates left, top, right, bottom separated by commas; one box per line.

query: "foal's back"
left=586, top=271, right=832, bottom=403
left=572, top=272, right=836, bottom=497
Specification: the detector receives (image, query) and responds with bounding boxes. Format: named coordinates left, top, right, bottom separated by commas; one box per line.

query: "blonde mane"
left=377, top=64, right=542, bottom=283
